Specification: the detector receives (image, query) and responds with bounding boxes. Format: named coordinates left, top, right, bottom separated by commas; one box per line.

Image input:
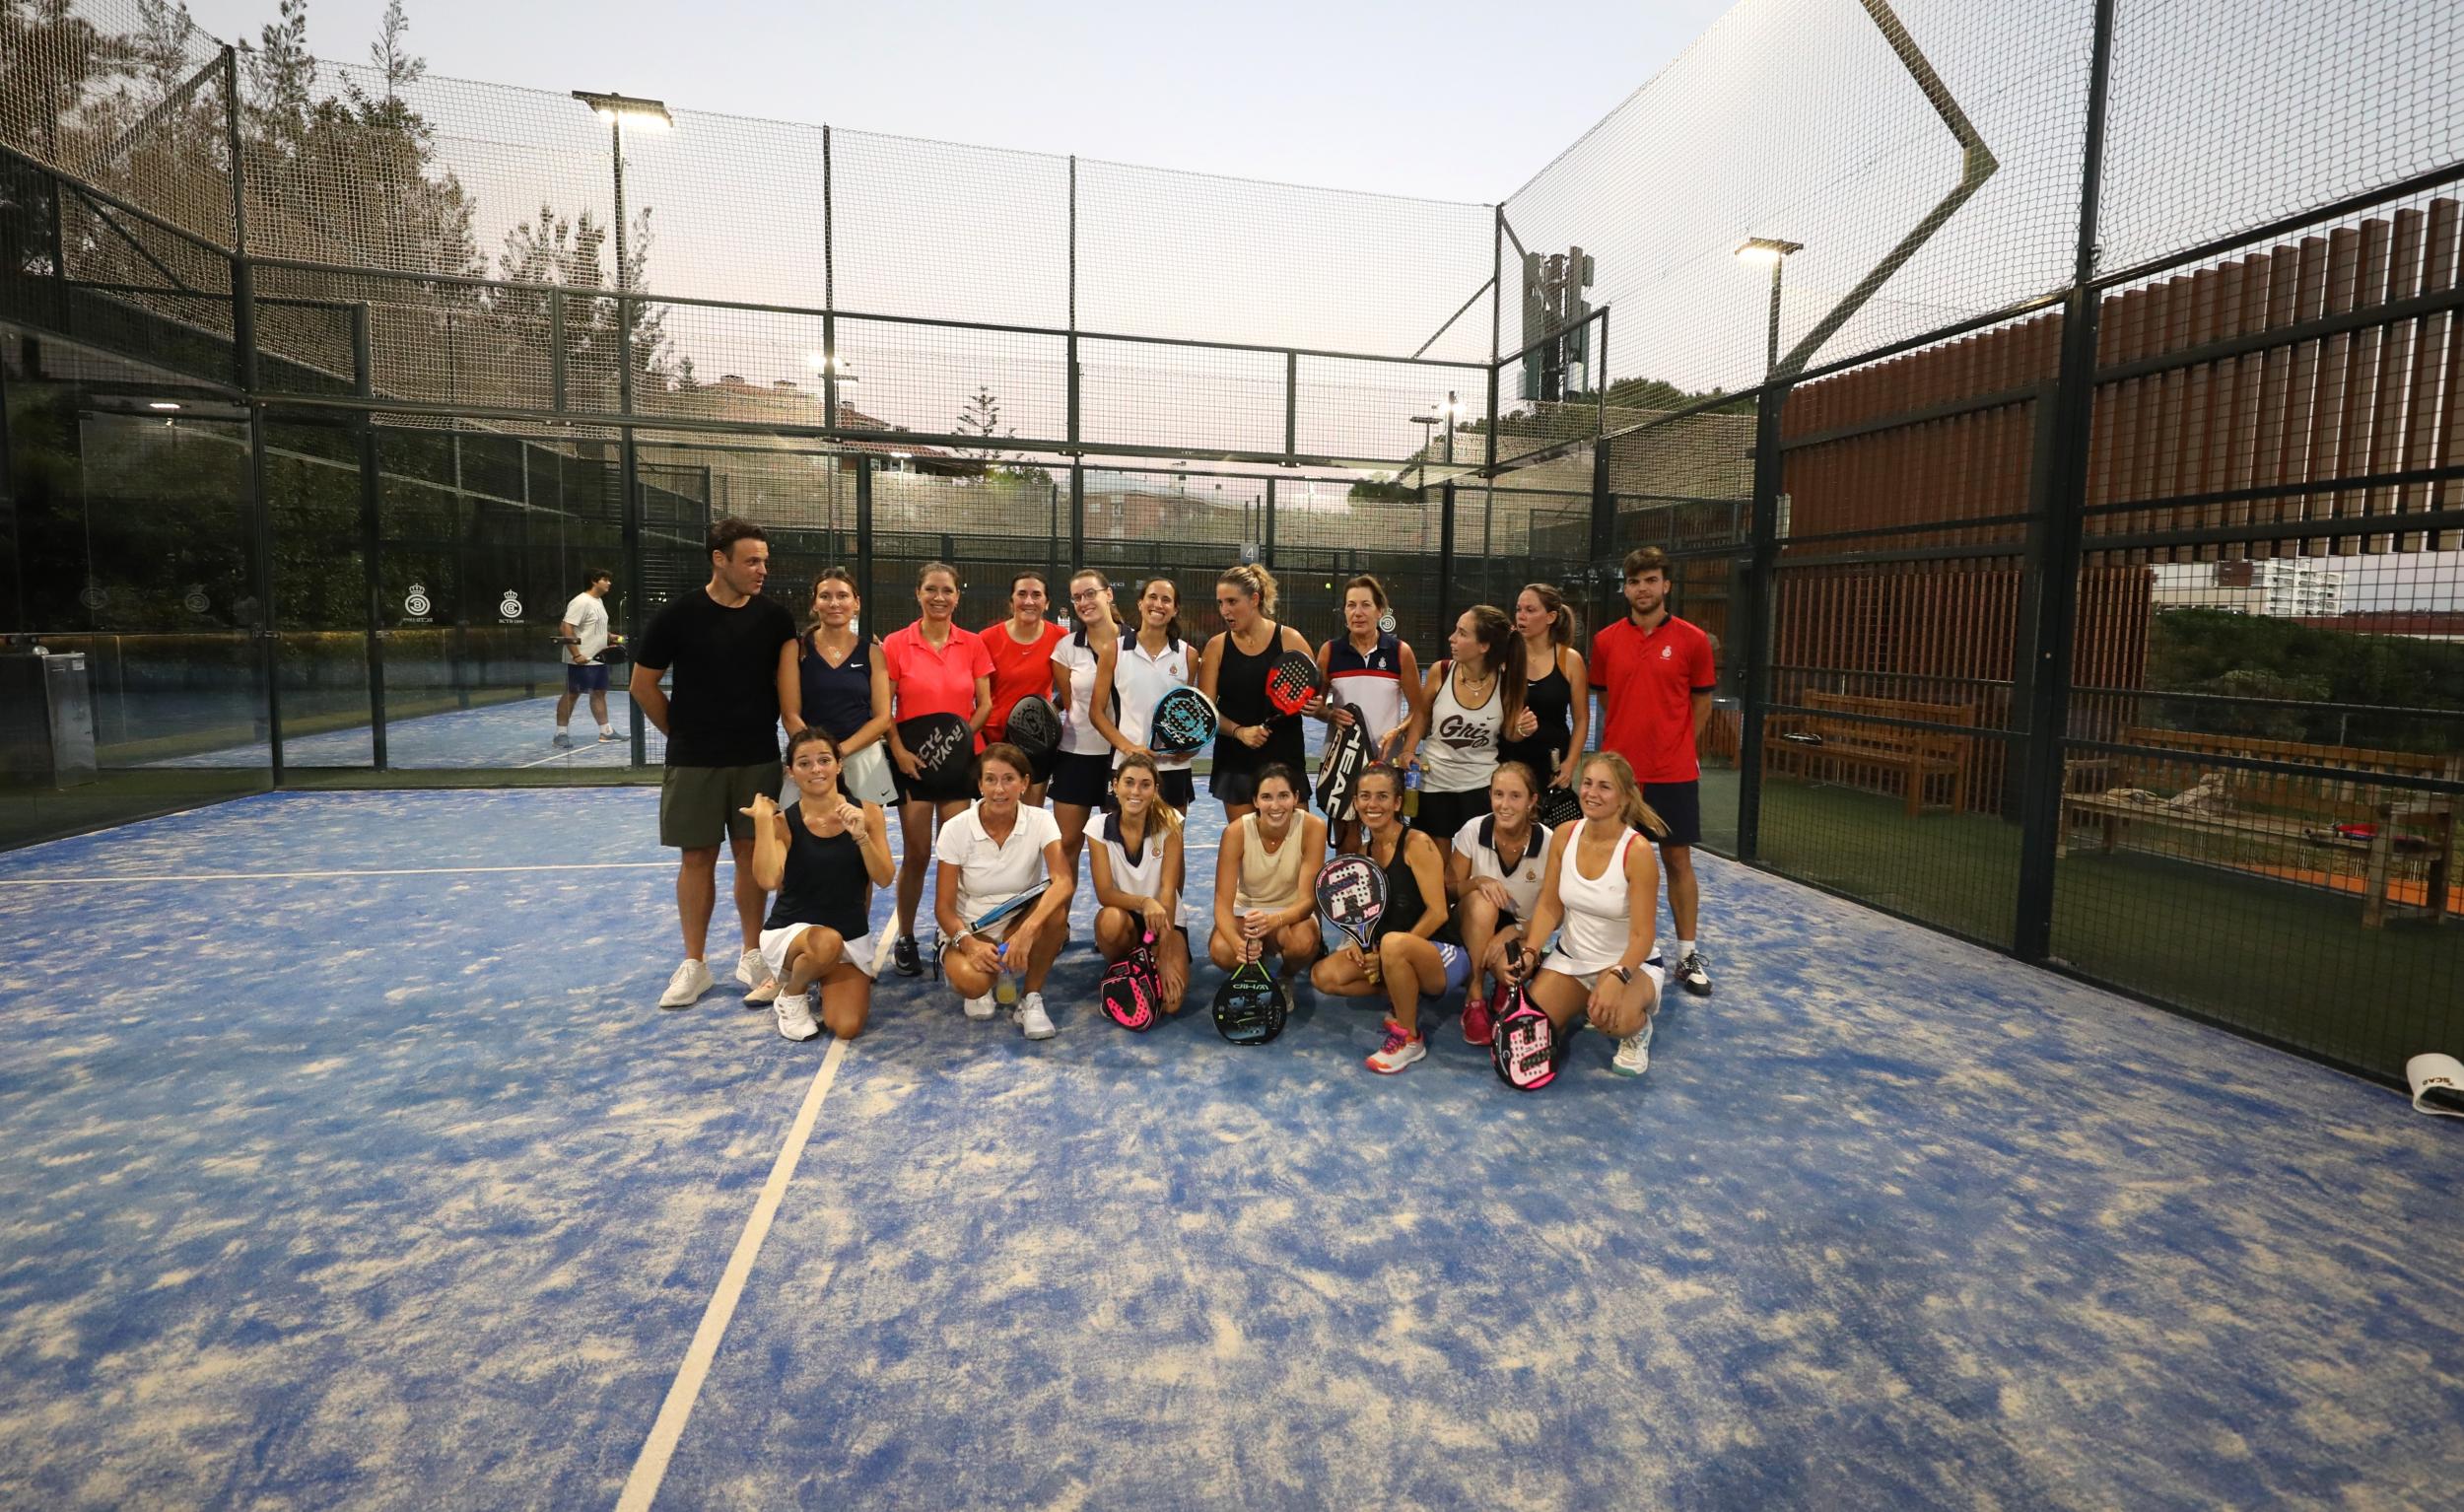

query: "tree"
left=1347, top=472, right=1418, bottom=503
left=955, top=384, right=1007, bottom=459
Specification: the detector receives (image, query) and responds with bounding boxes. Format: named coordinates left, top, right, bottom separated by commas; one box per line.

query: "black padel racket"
left=1211, top=958, right=1288, bottom=1045
left=897, top=713, right=973, bottom=786
left=1264, top=650, right=1322, bottom=718
left=1149, top=685, right=1217, bottom=757
left=1538, top=784, right=1583, bottom=829
left=1003, top=694, right=1061, bottom=758
left=1490, top=941, right=1558, bottom=1090
left=1314, top=697, right=1370, bottom=823
left=1315, top=853, right=1387, bottom=956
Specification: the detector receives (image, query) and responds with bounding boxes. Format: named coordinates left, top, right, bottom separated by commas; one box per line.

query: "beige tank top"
left=1234, top=813, right=1305, bottom=911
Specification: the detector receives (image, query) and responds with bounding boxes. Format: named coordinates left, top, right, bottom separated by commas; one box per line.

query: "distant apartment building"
left=2149, top=559, right=2345, bottom=618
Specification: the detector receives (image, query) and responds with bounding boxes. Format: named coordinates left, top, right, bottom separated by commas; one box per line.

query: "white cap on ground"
left=2406, top=1053, right=2464, bottom=1119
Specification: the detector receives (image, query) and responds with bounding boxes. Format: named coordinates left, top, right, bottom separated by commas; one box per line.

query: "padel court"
left=1, top=789, right=2455, bottom=1510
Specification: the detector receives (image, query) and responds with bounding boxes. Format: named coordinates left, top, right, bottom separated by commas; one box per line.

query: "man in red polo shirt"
left=1590, top=545, right=1716, bottom=997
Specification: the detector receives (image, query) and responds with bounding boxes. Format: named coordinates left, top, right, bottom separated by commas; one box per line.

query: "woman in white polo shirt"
left=1089, top=753, right=1191, bottom=1015
left=1448, top=759, right=1553, bottom=1046
left=1109, top=576, right=1197, bottom=811
left=933, top=742, right=1072, bottom=1040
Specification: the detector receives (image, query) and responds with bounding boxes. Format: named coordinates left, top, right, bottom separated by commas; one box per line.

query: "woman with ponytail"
left=1500, top=582, right=1590, bottom=792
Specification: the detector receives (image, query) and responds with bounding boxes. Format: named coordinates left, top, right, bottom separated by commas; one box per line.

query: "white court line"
left=616, top=1035, right=849, bottom=1512
left=514, top=740, right=633, bottom=770
left=0, top=860, right=674, bottom=885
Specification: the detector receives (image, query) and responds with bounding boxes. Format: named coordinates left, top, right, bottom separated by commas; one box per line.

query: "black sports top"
left=1212, top=621, right=1307, bottom=776
left=1368, top=819, right=1460, bottom=947
left=1499, top=653, right=1572, bottom=778
left=764, top=801, right=872, bottom=939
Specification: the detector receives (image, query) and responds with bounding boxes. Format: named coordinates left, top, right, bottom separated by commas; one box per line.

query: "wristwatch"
left=1609, top=965, right=1634, bottom=984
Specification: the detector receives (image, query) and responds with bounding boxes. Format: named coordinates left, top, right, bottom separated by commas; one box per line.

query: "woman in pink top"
left=880, top=560, right=993, bottom=976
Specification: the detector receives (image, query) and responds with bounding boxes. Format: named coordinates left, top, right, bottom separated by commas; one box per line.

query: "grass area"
left=1745, top=778, right=2461, bottom=1080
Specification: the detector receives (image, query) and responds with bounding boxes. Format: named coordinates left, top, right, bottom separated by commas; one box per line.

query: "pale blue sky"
left=180, top=0, right=1739, bottom=204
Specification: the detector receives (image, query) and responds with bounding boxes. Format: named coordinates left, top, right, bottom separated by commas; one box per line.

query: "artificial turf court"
left=1, top=789, right=2457, bottom=1510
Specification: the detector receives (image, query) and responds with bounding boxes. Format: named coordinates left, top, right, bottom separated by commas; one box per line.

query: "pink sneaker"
left=1461, top=992, right=1495, bottom=1047
left=1365, top=1019, right=1426, bottom=1074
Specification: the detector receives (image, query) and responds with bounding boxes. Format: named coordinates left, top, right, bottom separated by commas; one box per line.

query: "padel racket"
left=1489, top=941, right=1558, bottom=1091
left=957, top=878, right=1051, bottom=944
left=1148, top=685, right=1217, bottom=757
left=897, top=713, right=973, bottom=786
left=1314, top=696, right=1370, bottom=822
left=1315, top=853, right=1387, bottom=956
left=1100, top=931, right=1162, bottom=1031
left=1211, top=957, right=1288, bottom=1045
left=1264, top=649, right=1322, bottom=718
left=1003, top=694, right=1061, bottom=758
left=1538, top=784, right=1583, bottom=829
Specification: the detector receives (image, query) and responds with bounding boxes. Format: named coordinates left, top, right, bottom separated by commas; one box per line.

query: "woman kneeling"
left=743, top=728, right=895, bottom=1041
left=1310, top=765, right=1471, bottom=1074
left=934, top=743, right=1073, bottom=1039
left=1208, top=763, right=1326, bottom=978
left=1504, top=752, right=1670, bottom=1078
left=1090, top=753, right=1192, bottom=1014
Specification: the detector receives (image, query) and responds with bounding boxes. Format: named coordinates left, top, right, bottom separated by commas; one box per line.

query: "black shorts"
left=1048, top=749, right=1115, bottom=807
left=1155, top=766, right=1197, bottom=811
left=1414, top=785, right=1490, bottom=841
left=1640, top=780, right=1702, bottom=848
left=894, top=753, right=978, bottom=807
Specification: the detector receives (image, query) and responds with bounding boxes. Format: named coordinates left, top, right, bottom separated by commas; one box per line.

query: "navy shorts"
left=565, top=661, right=609, bottom=693
left=1639, top=780, right=1701, bottom=848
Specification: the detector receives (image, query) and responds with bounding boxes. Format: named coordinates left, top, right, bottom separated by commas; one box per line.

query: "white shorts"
left=1538, top=953, right=1664, bottom=997
left=759, top=925, right=880, bottom=982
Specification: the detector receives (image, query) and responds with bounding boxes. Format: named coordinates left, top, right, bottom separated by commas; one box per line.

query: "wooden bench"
left=1761, top=691, right=1975, bottom=818
left=2060, top=728, right=2459, bottom=928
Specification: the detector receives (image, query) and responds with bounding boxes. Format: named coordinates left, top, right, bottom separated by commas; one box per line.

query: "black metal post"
left=621, top=433, right=646, bottom=765
left=855, top=454, right=874, bottom=614
left=2013, top=0, right=2119, bottom=960
left=1437, top=481, right=1458, bottom=633
left=1734, top=383, right=1784, bottom=860
left=1765, top=259, right=1786, bottom=376
left=822, top=123, right=837, bottom=430
left=1284, top=351, right=1298, bottom=460
left=549, top=289, right=567, bottom=412
left=353, top=304, right=388, bottom=769
left=1069, top=461, right=1086, bottom=566
left=224, top=46, right=282, bottom=780
left=1263, top=476, right=1277, bottom=568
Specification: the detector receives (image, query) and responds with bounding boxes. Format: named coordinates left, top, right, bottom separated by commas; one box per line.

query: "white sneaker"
left=1018, top=992, right=1057, bottom=1040
left=963, top=994, right=996, bottom=1021
left=773, top=992, right=820, bottom=1041
left=736, top=947, right=779, bottom=1006
left=658, top=957, right=715, bottom=1009
left=1611, top=1016, right=1654, bottom=1077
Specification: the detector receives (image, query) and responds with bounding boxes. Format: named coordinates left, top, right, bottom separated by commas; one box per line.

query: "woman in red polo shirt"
left=882, top=561, right=994, bottom=977
left=980, top=570, right=1066, bottom=802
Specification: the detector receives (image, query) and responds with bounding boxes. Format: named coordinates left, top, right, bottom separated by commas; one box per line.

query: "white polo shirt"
left=935, top=799, right=1062, bottom=920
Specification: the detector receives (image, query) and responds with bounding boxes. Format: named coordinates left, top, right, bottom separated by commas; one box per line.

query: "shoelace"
left=1379, top=1025, right=1410, bottom=1055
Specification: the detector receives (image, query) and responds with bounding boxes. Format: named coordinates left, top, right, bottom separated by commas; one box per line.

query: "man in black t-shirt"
left=629, top=519, right=800, bottom=1010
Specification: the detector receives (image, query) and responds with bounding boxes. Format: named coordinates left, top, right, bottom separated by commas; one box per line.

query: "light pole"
left=572, top=91, right=672, bottom=302
left=1736, top=237, right=1805, bottom=377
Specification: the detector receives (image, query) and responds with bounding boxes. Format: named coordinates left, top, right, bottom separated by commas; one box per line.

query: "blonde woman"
left=1503, top=751, right=1671, bottom=1079
left=1197, top=563, right=1314, bottom=824
left=1448, top=760, right=1553, bottom=1045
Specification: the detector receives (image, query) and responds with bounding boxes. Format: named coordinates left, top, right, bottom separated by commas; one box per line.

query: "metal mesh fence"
left=2, top=0, right=2459, bottom=1080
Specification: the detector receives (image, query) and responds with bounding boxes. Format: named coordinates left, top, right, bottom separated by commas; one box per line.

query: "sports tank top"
left=1093, top=810, right=1184, bottom=927
left=1367, top=820, right=1460, bottom=946
left=1419, top=661, right=1505, bottom=794
left=1213, top=622, right=1307, bottom=773
left=1324, top=632, right=1406, bottom=748
left=1500, top=650, right=1572, bottom=776
left=1553, top=817, right=1641, bottom=971
left=797, top=631, right=875, bottom=742
left=1234, top=812, right=1307, bottom=911
left=765, top=800, right=874, bottom=939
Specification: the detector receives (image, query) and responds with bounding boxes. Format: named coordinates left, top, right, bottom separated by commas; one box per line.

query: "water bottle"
left=1403, top=759, right=1421, bottom=819
left=993, top=941, right=1020, bottom=1006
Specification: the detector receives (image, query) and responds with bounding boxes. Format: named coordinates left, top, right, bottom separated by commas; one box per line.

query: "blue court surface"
left=1, top=790, right=2459, bottom=1510
left=146, top=693, right=650, bottom=771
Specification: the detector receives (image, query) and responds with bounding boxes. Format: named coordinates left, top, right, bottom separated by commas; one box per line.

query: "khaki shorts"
left=659, top=761, right=781, bottom=849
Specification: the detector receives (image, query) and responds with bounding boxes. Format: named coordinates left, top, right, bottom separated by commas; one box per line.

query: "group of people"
left=616, top=517, right=1719, bottom=1079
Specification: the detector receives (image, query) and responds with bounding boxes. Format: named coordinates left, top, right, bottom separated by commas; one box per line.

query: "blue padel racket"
left=1100, top=931, right=1162, bottom=1031
left=1264, top=649, right=1322, bottom=718
left=1490, top=941, right=1558, bottom=1090
left=1148, top=685, right=1217, bottom=757
left=1003, top=694, right=1061, bottom=758
left=1211, top=957, right=1288, bottom=1045
left=898, top=712, right=973, bottom=787
left=1315, top=853, right=1386, bottom=957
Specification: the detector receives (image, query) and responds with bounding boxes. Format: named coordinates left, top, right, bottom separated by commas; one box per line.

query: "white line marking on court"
left=513, top=742, right=633, bottom=770
left=616, top=1035, right=849, bottom=1512
left=0, top=861, right=674, bottom=885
